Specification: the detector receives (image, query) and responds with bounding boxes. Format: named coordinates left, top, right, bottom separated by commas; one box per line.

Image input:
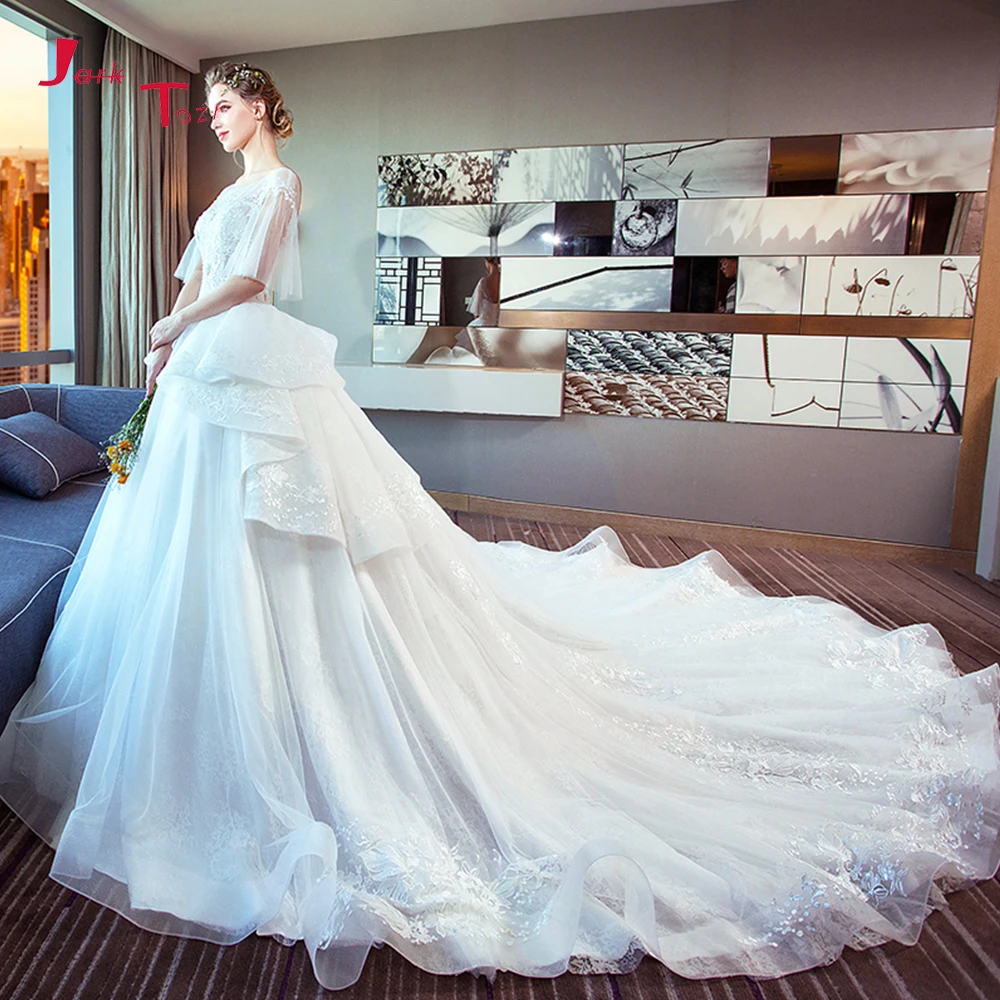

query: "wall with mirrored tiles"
left=371, top=127, right=992, bottom=434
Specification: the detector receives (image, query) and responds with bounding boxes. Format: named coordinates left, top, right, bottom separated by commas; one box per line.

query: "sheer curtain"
left=100, top=28, right=191, bottom=387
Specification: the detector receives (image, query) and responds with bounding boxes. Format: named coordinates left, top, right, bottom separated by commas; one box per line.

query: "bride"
left=1, top=60, right=999, bottom=993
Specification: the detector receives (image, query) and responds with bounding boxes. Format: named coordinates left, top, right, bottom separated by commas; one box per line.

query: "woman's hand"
left=145, top=344, right=172, bottom=397
left=148, top=313, right=187, bottom=352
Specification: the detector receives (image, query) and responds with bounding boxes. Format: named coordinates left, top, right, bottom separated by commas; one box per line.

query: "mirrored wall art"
left=670, top=257, right=739, bottom=313
left=500, top=257, right=673, bottom=312
left=767, top=135, right=841, bottom=196
left=839, top=382, right=964, bottom=433
left=374, top=256, right=513, bottom=326
left=566, top=330, right=732, bottom=377
left=613, top=200, right=678, bottom=256
left=437, top=257, right=501, bottom=326
left=730, top=335, right=846, bottom=381
left=838, top=128, right=994, bottom=195
left=726, top=378, right=843, bottom=427
left=377, top=151, right=494, bottom=207
left=622, top=138, right=770, bottom=199
left=842, top=337, right=970, bottom=387
left=374, top=125, right=985, bottom=428
left=906, top=192, right=988, bottom=254
left=564, top=372, right=728, bottom=419
left=734, top=256, right=805, bottom=314
left=377, top=203, right=556, bottom=257
left=553, top=201, right=615, bottom=255
left=343, top=364, right=566, bottom=417
left=372, top=324, right=434, bottom=363
left=373, top=325, right=567, bottom=369
left=950, top=192, right=988, bottom=254
left=676, top=194, right=911, bottom=256
left=493, top=146, right=624, bottom=202
left=375, top=257, right=443, bottom=324
left=802, top=255, right=980, bottom=317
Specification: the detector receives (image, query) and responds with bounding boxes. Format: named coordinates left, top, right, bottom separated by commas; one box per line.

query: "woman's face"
left=208, top=83, right=263, bottom=152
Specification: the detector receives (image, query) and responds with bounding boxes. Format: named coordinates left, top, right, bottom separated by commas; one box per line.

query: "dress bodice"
left=174, top=166, right=303, bottom=303
left=468, top=275, right=500, bottom=327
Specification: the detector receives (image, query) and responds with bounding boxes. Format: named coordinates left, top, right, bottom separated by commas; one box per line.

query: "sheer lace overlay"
left=174, top=167, right=302, bottom=302
left=1, top=169, right=999, bottom=993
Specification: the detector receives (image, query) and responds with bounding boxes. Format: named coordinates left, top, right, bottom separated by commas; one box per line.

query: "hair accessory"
left=226, top=64, right=266, bottom=90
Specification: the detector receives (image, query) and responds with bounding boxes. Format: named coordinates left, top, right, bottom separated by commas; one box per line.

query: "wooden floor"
left=1, top=512, right=999, bottom=1000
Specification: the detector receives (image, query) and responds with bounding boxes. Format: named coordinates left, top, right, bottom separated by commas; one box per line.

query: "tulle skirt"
left=1, top=301, right=999, bottom=991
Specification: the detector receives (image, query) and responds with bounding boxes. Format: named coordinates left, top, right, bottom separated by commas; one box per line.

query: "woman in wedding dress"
left=1, top=61, right=999, bottom=994
left=423, top=257, right=501, bottom=366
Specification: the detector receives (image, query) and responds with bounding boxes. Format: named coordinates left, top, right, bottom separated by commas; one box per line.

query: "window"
left=0, top=7, right=74, bottom=386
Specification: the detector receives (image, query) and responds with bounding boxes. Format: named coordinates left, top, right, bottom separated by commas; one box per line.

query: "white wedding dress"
left=424, top=273, right=499, bottom=366
left=2, top=165, right=999, bottom=992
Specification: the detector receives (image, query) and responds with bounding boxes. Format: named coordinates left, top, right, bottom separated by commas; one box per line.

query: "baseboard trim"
left=426, top=490, right=976, bottom=569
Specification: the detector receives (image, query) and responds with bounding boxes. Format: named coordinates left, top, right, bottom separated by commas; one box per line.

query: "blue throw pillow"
left=0, top=411, right=107, bottom=498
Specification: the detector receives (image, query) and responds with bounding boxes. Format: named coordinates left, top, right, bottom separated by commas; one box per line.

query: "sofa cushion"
left=0, top=467, right=110, bottom=730
left=0, top=385, right=34, bottom=420
left=0, top=411, right=107, bottom=499
left=0, top=535, right=75, bottom=726
left=0, top=470, right=110, bottom=548
left=0, top=384, right=141, bottom=734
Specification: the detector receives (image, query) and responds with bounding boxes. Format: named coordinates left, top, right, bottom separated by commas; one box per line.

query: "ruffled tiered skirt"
left=1, top=302, right=999, bottom=991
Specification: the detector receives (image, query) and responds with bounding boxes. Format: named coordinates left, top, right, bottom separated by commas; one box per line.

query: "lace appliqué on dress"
left=825, top=625, right=958, bottom=692
left=318, top=820, right=570, bottom=949
left=194, top=171, right=301, bottom=303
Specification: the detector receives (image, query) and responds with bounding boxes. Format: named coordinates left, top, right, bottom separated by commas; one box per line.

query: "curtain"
left=100, top=29, right=190, bottom=387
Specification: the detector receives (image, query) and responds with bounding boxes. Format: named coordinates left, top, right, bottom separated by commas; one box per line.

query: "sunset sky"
left=0, top=18, right=48, bottom=151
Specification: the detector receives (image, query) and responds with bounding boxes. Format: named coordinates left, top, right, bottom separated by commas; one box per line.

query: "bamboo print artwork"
left=622, top=138, right=771, bottom=200
left=623, top=140, right=725, bottom=198
left=873, top=374, right=955, bottom=432
left=842, top=338, right=963, bottom=433
left=876, top=340, right=961, bottom=433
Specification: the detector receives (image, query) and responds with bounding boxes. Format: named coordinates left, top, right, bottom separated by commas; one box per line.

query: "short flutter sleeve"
left=174, top=235, right=201, bottom=282
left=226, top=171, right=303, bottom=301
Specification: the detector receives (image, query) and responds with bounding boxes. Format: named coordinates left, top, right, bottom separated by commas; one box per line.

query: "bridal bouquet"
left=100, top=384, right=156, bottom=484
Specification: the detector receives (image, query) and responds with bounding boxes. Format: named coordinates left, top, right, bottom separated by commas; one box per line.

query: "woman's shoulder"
left=262, top=165, right=300, bottom=191
left=269, top=165, right=302, bottom=211
left=273, top=164, right=301, bottom=185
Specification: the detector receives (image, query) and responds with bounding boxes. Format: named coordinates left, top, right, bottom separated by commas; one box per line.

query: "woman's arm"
left=174, top=274, right=265, bottom=327
left=170, top=261, right=202, bottom=316
left=148, top=273, right=266, bottom=351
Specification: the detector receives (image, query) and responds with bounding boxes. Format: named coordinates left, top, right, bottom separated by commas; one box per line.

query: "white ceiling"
left=65, top=0, right=742, bottom=74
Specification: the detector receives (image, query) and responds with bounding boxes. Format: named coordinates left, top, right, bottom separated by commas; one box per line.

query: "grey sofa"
left=0, top=382, right=146, bottom=729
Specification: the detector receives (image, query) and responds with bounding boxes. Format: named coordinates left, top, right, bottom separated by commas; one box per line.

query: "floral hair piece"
left=226, top=64, right=265, bottom=91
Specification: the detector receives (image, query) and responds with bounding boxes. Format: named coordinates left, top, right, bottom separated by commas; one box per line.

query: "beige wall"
left=192, top=0, right=1000, bottom=547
